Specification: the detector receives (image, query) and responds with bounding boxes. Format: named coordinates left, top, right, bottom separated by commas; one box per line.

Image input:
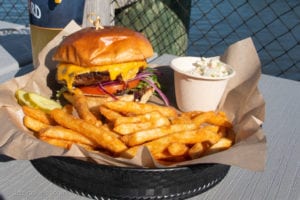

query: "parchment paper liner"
left=0, top=21, right=266, bottom=171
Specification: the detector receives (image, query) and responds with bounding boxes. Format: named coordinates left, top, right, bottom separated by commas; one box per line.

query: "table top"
left=0, top=54, right=299, bottom=200
left=0, top=20, right=33, bottom=83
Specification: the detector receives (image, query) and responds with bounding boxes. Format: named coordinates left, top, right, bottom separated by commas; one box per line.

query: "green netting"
left=115, top=0, right=188, bottom=56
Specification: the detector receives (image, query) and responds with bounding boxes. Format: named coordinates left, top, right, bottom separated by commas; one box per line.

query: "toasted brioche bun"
left=53, top=26, right=154, bottom=67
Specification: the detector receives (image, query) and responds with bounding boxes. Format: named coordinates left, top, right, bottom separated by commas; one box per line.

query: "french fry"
left=205, top=137, right=233, bottom=155
left=192, top=111, right=215, bottom=126
left=76, top=143, right=97, bottom=151
left=103, top=101, right=177, bottom=118
left=180, top=111, right=203, bottom=120
left=122, top=123, right=197, bottom=146
left=175, top=125, right=220, bottom=144
left=37, top=126, right=97, bottom=147
left=22, top=106, right=56, bottom=125
left=99, top=105, right=123, bottom=122
left=188, top=142, right=210, bottom=159
left=139, top=125, right=220, bottom=156
left=114, top=111, right=164, bottom=126
left=39, top=137, right=72, bottom=149
left=39, top=136, right=95, bottom=151
left=119, top=145, right=140, bottom=159
left=114, top=122, right=152, bottom=135
left=167, top=143, right=189, bottom=156
left=153, top=151, right=187, bottom=162
left=169, top=115, right=193, bottom=124
left=207, top=111, right=232, bottom=128
left=23, top=115, right=49, bottom=132
left=122, top=135, right=171, bottom=159
left=72, top=90, right=102, bottom=126
left=120, top=145, right=186, bottom=162
left=113, top=115, right=170, bottom=135
left=62, top=104, right=74, bottom=115
left=192, top=111, right=232, bottom=128
left=50, top=108, right=127, bottom=154
left=18, top=89, right=236, bottom=162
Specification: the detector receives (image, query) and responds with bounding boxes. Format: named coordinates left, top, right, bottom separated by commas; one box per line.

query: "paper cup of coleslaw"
left=170, top=56, right=235, bottom=112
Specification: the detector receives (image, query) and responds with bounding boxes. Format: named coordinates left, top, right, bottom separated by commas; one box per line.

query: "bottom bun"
left=63, top=88, right=154, bottom=115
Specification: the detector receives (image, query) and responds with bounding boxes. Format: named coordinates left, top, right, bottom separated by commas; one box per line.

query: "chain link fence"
left=0, top=0, right=28, bottom=25
left=1, top=0, right=299, bottom=80
left=186, top=0, right=300, bottom=81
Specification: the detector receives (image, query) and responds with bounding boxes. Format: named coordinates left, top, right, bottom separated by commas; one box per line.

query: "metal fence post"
left=82, top=0, right=114, bottom=27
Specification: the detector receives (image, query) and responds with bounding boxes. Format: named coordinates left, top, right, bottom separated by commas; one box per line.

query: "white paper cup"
left=170, top=57, right=235, bottom=112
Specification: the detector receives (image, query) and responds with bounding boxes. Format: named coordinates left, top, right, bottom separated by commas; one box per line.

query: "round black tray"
left=31, top=156, right=230, bottom=200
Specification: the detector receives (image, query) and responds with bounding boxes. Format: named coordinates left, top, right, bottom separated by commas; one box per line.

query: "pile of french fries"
left=21, top=91, right=235, bottom=163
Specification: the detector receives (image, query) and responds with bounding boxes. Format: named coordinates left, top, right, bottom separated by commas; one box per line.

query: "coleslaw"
left=191, top=57, right=231, bottom=78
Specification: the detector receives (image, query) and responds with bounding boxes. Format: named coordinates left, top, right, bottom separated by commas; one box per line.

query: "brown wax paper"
left=0, top=21, right=266, bottom=171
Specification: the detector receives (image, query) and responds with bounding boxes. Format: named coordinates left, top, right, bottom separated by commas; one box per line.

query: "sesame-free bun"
left=62, top=88, right=154, bottom=116
left=53, top=26, right=154, bottom=67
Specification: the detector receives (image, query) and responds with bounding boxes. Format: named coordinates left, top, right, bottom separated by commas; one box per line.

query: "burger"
left=52, top=26, right=169, bottom=107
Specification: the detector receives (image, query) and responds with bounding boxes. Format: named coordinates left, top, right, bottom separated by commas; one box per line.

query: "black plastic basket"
left=31, top=156, right=230, bottom=199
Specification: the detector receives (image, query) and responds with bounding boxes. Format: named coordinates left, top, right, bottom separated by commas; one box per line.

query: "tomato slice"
left=78, top=79, right=140, bottom=95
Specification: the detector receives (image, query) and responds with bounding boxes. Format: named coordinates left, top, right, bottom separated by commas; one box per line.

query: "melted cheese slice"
left=57, top=61, right=147, bottom=90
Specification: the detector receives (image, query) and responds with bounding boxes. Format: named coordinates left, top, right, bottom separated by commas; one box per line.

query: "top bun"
left=53, top=26, right=154, bottom=67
